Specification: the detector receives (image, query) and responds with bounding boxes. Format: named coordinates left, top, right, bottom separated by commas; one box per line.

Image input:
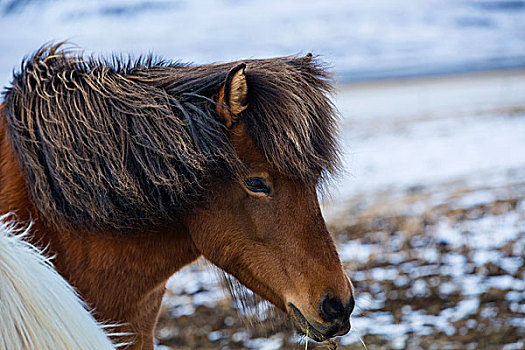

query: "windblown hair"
left=2, top=44, right=339, bottom=232
left=0, top=215, right=119, bottom=349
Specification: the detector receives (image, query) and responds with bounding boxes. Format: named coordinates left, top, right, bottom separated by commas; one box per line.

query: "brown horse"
left=0, top=44, right=354, bottom=349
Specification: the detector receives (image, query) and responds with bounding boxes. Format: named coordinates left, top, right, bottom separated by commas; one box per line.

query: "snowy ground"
left=154, top=70, right=525, bottom=349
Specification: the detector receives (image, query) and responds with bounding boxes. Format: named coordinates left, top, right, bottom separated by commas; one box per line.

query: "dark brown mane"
left=2, top=44, right=339, bottom=232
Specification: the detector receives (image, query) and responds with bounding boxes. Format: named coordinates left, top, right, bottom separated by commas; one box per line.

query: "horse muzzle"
left=287, top=295, right=354, bottom=342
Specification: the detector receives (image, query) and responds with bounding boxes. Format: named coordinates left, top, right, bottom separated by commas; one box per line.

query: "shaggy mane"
left=2, top=44, right=339, bottom=232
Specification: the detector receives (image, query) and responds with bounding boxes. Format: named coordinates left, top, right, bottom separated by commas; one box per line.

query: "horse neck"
left=0, top=110, right=33, bottom=222
left=0, top=103, right=200, bottom=276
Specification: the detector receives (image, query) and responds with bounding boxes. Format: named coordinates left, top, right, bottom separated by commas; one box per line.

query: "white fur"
left=0, top=215, right=117, bottom=350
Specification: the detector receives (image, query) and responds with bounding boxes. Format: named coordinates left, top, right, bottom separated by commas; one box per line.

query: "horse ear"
left=216, top=63, right=248, bottom=128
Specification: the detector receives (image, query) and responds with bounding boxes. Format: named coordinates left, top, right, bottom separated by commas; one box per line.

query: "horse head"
left=187, top=62, right=354, bottom=341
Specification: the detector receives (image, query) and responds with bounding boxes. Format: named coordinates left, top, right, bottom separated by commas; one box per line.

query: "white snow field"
left=1, top=0, right=525, bottom=85
left=326, top=69, right=525, bottom=213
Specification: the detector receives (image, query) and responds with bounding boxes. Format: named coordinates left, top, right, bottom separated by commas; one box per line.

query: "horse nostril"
left=319, top=294, right=355, bottom=324
left=319, top=295, right=346, bottom=322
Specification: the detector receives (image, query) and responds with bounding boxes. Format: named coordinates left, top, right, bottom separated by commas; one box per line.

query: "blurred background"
left=1, top=0, right=524, bottom=349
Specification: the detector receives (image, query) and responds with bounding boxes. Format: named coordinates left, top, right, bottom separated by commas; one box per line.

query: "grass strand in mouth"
left=305, top=324, right=309, bottom=350
left=354, top=328, right=368, bottom=350
left=358, top=335, right=368, bottom=350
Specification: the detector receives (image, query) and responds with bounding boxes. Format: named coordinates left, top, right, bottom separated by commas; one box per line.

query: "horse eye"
left=243, top=177, right=271, bottom=195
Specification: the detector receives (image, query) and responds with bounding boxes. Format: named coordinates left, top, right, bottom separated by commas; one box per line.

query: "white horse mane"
left=0, top=215, right=120, bottom=350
